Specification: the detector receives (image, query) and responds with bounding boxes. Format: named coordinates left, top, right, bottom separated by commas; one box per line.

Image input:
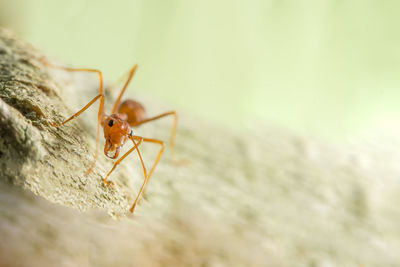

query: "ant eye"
left=108, top=119, right=114, bottom=127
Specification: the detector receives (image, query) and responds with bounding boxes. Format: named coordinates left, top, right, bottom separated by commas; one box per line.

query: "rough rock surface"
left=0, top=28, right=129, bottom=216
left=0, top=29, right=400, bottom=266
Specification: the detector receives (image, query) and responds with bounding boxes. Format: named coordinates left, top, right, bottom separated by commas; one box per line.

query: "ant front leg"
left=129, top=135, right=165, bottom=213
left=103, top=138, right=144, bottom=187
left=44, top=61, right=105, bottom=176
left=101, top=135, right=163, bottom=214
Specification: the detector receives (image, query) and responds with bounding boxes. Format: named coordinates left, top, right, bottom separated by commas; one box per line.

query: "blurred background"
left=1, top=0, right=400, bottom=142
left=2, top=2, right=400, bottom=266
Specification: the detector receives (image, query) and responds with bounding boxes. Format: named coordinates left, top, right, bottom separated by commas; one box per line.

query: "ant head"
left=102, top=114, right=131, bottom=159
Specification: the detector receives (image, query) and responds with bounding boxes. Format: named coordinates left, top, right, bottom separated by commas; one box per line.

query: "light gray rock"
left=0, top=28, right=128, bottom=215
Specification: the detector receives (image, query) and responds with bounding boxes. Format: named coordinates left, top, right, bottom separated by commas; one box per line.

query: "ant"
left=48, top=63, right=177, bottom=213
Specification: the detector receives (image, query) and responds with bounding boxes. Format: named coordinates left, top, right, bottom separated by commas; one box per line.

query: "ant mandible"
left=49, top=63, right=177, bottom=213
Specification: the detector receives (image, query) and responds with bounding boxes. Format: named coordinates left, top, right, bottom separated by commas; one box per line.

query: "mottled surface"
left=0, top=29, right=399, bottom=267
left=0, top=28, right=128, bottom=215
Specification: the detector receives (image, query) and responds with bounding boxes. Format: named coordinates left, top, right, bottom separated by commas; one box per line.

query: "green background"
left=1, top=0, right=400, bottom=142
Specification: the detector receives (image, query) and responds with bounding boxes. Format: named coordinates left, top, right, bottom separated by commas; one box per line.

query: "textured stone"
left=0, top=28, right=128, bottom=216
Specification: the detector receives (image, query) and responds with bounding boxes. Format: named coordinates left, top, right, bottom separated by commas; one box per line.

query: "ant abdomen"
left=117, top=99, right=146, bottom=126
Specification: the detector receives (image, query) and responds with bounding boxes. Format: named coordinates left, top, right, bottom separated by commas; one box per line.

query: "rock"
left=0, top=28, right=128, bottom=215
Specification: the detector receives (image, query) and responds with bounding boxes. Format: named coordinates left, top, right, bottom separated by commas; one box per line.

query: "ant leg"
left=103, top=138, right=145, bottom=187
left=129, top=135, right=165, bottom=213
left=49, top=67, right=105, bottom=127
left=44, top=62, right=105, bottom=176
left=133, top=111, right=178, bottom=149
left=52, top=92, right=103, bottom=127
left=111, top=64, right=138, bottom=114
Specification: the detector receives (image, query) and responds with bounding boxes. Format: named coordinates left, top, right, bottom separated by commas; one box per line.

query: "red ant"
left=49, top=63, right=177, bottom=213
